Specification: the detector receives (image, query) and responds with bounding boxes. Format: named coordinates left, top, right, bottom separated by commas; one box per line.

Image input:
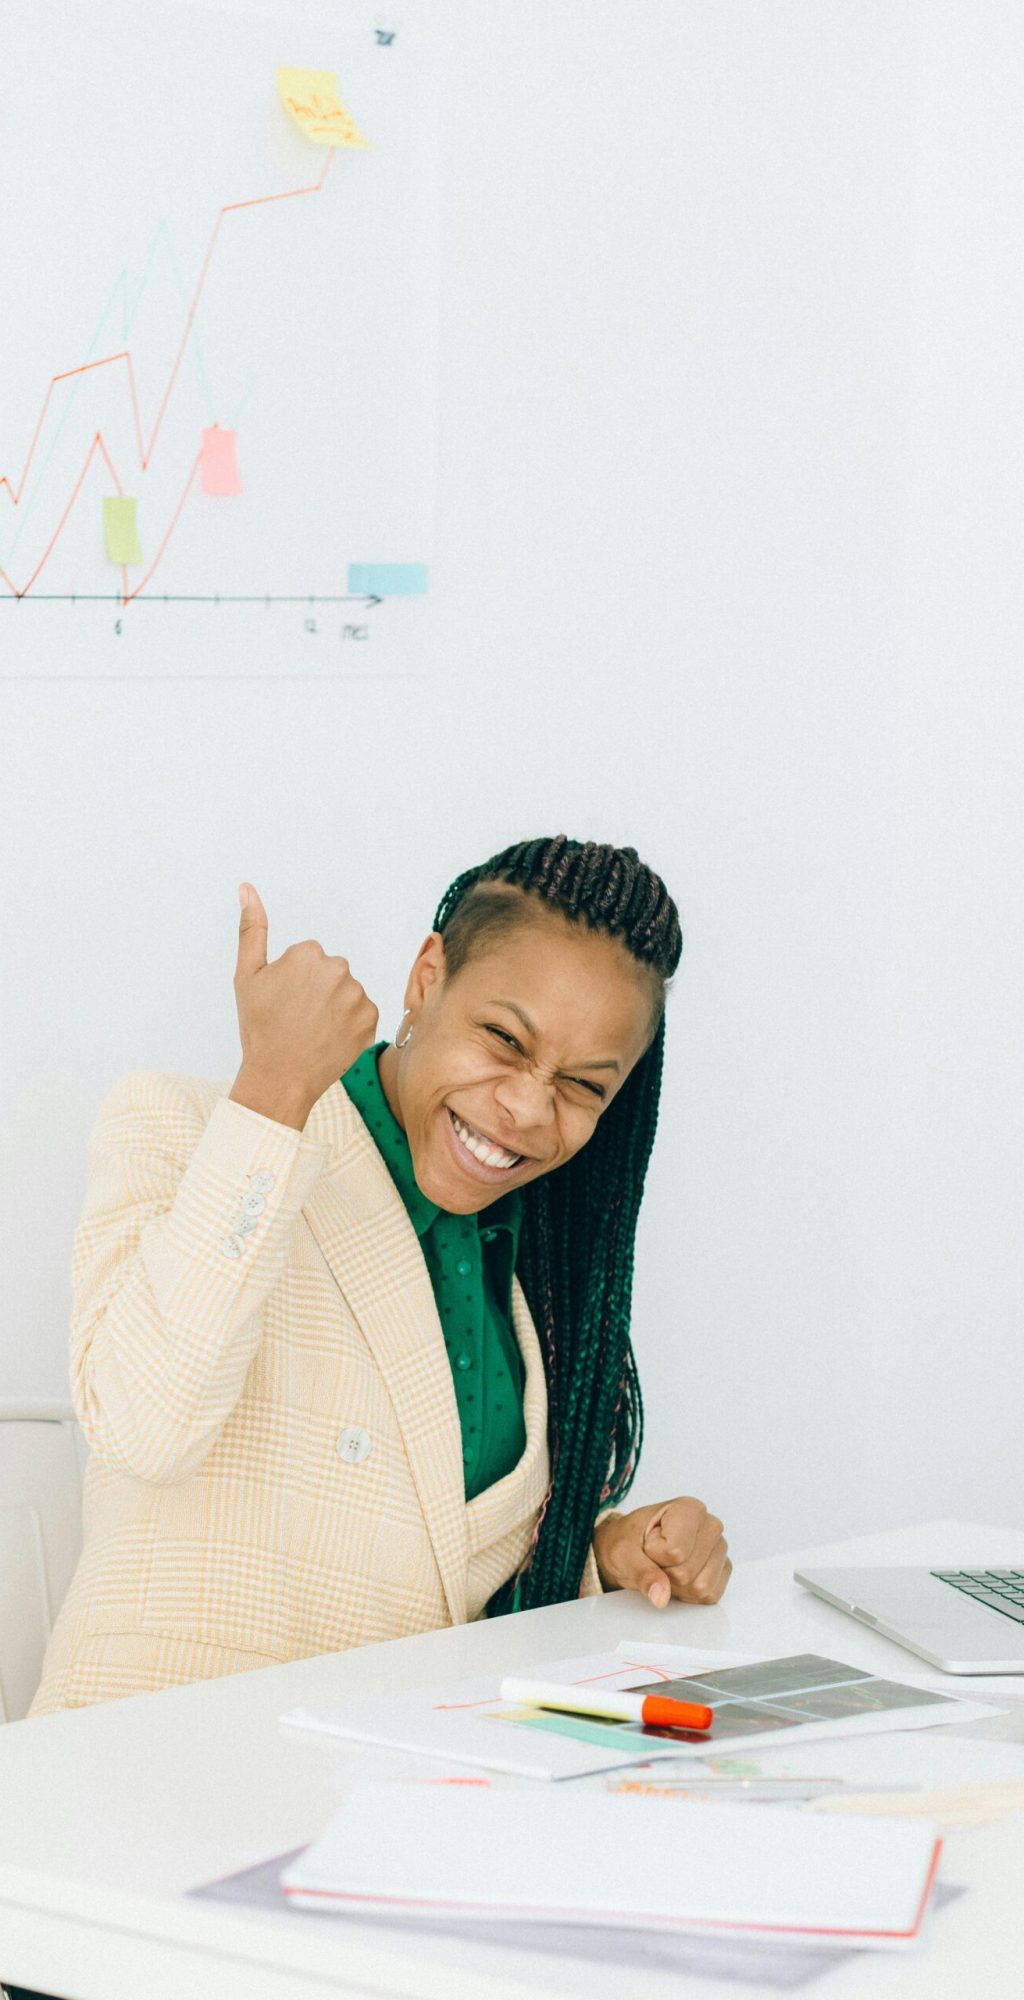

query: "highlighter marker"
left=499, top=1676, right=714, bottom=1733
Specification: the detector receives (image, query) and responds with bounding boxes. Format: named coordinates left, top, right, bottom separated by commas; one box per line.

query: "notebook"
left=281, top=1783, right=942, bottom=1949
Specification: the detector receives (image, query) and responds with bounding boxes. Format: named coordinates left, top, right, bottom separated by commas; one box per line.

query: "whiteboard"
left=0, top=0, right=437, bottom=676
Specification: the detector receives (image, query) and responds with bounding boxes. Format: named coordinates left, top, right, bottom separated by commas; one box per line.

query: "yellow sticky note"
left=275, top=68, right=370, bottom=149
left=807, top=1782, right=1024, bottom=1829
left=103, top=497, right=142, bottom=565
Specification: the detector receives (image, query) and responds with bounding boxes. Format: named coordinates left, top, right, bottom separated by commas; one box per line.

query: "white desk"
left=1, top=1519, right=1022, bottom=2000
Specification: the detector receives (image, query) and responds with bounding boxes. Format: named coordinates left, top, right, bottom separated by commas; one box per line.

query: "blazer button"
left=336, top=1426, right=372, bottom=1464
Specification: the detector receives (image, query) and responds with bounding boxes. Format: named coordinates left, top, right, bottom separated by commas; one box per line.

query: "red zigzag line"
left=1, top=149, right=334, bottom=604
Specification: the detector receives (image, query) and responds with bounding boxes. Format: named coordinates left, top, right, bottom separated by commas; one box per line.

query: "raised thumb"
left=235, top=881, right=268, bottom=974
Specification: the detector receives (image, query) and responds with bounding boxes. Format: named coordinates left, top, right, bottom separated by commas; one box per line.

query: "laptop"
left=794, top=1566, right=1024, bottom=1673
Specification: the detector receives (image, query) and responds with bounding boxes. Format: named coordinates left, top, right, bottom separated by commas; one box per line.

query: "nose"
left=492, top=1063, right=557, bottom=1137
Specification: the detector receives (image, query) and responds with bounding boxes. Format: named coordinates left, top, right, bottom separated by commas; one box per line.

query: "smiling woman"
left=381, top=837, right=692, bottom=1612
left=29, top=833, right=730, bottom=1721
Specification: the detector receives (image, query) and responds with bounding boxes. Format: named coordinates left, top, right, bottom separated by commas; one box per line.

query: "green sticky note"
left=103, top=497, right=142, bottom=565
left=502, top=1710, right=641, bottom=1751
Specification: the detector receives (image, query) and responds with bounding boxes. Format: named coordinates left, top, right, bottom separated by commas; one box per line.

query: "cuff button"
left=250, top=1170, right=276, bottom=1194
left=221, top=1234, right=247, bottom=1258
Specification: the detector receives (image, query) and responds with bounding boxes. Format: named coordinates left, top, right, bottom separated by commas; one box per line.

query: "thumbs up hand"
left=229, top=882, right=379, bottom=1130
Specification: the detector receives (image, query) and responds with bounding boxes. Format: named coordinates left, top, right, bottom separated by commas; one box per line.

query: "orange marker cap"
left=639, top=1695, right=714, bottom=1732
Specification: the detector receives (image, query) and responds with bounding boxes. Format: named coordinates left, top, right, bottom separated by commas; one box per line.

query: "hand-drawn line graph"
left=1, top=1, right=437, bottom=677
left=1, top=154, right=333, bottom=604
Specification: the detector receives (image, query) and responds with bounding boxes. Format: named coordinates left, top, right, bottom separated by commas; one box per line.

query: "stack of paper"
left=279, top=1641, right=1001, bottom=1780
left=281, top=1782, right=942, bottom=1948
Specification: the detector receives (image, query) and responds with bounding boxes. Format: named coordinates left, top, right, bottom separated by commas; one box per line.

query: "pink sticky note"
left=200, top=427, right=242, bottom=496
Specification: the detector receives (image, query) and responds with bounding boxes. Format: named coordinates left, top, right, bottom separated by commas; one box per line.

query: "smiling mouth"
left=447, top=1107, right=524, bottom=1171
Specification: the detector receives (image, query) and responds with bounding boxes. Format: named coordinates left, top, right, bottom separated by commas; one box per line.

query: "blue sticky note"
left=348, top=563, right=428, bottom=596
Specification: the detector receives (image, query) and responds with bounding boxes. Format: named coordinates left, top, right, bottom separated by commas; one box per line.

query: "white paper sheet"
left=279, top=1783, right=942, bottom=1948
left=280, top=1647, right=752, bottom=1779
left=280, top=1641, right=1002, bottom=1780
left=902, top=1668, right=1024, bottom=1705
left=739, top=1730, right=1024, bottom=1788
left=189, top=1847, right=967, bottom=1995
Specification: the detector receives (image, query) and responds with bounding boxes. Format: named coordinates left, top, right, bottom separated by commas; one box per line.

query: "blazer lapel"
left=302, top=1082, right=469, bottom=1626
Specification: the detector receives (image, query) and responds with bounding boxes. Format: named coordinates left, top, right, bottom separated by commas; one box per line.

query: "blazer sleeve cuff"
left=579, top=1543, right=604, bottom=1596
left=148, top=1092, right=329, bottom=1273
left=580, top=1502, right=629, bottom=1597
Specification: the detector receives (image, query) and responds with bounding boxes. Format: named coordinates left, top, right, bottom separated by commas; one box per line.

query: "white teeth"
left=451, top=1111, right=521, bottom=1170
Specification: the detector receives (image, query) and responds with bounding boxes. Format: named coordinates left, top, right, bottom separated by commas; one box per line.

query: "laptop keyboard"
left=932, top=1570, right=1024, bottom=1626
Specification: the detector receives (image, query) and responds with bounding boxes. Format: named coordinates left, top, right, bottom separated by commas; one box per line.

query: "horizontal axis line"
left=0, top=593, right=386, bottom=605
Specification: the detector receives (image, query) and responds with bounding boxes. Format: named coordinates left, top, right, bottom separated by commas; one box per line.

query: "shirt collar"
left=341, top=1040, right=522, bottom=1248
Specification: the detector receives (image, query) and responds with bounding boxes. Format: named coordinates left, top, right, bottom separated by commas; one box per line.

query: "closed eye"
left=485, top=1025, right=605, bottom=1100
left=487, top=1025, right=521, bottom=1051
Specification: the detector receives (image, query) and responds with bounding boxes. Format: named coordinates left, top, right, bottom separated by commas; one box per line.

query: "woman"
left=29, top=834, right=730, bottom=1717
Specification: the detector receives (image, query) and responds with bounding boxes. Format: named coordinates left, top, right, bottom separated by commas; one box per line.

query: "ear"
left=403, top=932, right=447, bottom=1019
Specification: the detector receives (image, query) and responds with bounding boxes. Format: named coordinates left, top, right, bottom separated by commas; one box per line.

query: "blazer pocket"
left=61, top=1630, right=282, bottom=1709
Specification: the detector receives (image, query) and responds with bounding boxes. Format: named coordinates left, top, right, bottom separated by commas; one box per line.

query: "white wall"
left=2, top=0, right=1021, bottom=1558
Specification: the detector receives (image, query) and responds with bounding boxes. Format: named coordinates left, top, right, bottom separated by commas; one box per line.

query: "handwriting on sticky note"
left=200, top=427, right=242, bottom=497
left=276, top=68, right=370, bottom=149
left=103, top=497, right=142, bottom=565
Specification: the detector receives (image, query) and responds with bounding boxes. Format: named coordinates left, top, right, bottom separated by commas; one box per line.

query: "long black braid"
left=431, top=834, right=682, bottom=1612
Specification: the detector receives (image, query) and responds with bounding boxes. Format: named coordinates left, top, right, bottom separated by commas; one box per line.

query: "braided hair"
left=431, top=834, right=682, bottom=1613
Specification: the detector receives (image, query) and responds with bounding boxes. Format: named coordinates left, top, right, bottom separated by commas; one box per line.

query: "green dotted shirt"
left=341, top=1042, right=527, bottom=1501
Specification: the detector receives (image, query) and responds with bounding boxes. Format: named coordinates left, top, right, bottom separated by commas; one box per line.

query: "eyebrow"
left=488, top=999, right=622, bottom=1073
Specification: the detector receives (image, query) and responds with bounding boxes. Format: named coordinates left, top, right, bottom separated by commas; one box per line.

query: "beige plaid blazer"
left=31, top=1071, right=601, bottom=1716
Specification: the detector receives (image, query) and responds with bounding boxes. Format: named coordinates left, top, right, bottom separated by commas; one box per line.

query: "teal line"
left=498, top=1709, right=644, bottom=1751
left=227, top=376, right=256, bottom=429
left=3, top=216, right=229, bottom=570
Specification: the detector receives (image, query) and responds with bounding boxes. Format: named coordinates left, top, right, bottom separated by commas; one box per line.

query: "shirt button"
left=221, top=1234, right=246, bottom=1258
left=455, top=1258, right=472, bottom=1277
left=249, top=1171, right=276, bottom=1194
left=462, top=1446, right=474, bottom=1463
left=240, top=1191, right=266, bottom=1217
left=336, top=1426, right=372, bottom=1463
left=454, top=1352, right=473, bottom=1371
left=481, top=1229, right=497, bottom=1243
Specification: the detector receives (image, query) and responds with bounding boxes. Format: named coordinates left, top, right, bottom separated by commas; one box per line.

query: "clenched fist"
left=229, top=882, right=379, bottom=1131
left=592, top=1497, right=731, bottom=1608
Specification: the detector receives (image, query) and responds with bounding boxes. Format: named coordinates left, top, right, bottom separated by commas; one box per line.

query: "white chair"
left=0, top=1402, right=86, bottom=1723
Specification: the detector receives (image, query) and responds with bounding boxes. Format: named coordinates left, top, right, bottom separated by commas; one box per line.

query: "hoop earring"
left=395, top=1010, right=414, bottom=1049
